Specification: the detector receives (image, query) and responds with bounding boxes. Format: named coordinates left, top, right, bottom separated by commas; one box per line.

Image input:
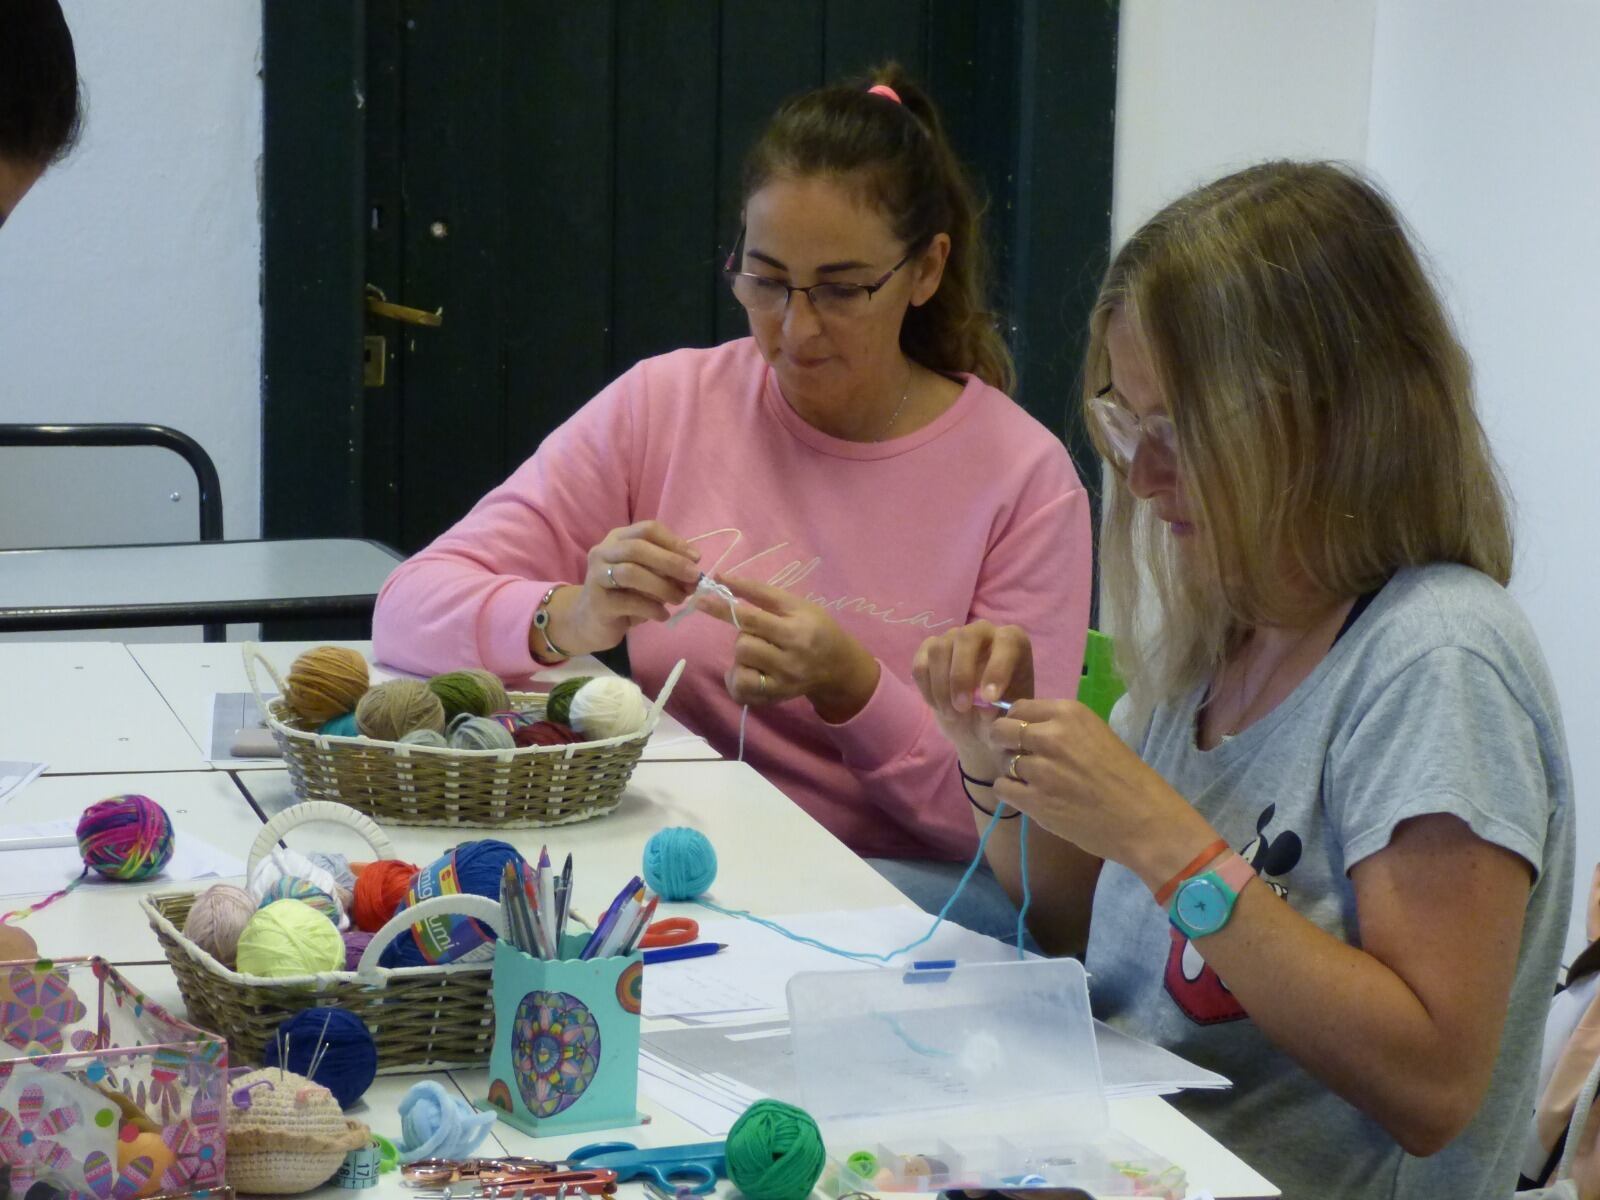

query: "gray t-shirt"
left=1088, top=564, right=1574, bottom=1198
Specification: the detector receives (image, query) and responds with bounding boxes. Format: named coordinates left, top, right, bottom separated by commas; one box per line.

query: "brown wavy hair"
left=1085, top=161, right=1514, bottom=715
left=742, top=62, right=1014, bottom=393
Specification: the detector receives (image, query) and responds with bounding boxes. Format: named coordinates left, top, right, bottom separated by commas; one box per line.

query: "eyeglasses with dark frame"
left=722, top=228, right=920, bottom=319
left=1088, top=383, right=1179, bottom=468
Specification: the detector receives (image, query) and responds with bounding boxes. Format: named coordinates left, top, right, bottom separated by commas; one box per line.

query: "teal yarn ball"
left=319, top=712, right=360, bottom=737
left=726, top=1099, right=826, bottom=1200
left=447, top=712, right=516, bottom=751
left=642, top=827, right=717, bottom=901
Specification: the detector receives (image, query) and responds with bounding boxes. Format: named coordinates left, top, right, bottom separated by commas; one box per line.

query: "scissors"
left=640, top=917, right=698, bottom=950
left=563, top=1140, right=726, bottom=1194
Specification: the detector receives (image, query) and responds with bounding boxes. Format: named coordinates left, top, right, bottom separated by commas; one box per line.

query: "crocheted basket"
left=225, top=1066, right=370, bottom=1193
left=244, top=643, right=684, bottom=827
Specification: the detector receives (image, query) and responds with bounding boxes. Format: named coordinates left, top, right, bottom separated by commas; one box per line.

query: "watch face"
left=1174, top=877, right=1230, bottom=936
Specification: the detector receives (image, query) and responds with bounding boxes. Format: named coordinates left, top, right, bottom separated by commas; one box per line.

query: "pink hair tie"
left=866, top=84, right=902, bottom=104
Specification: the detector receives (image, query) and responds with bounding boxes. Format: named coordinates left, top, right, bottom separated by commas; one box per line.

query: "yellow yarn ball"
left=355, top=680, right=446, bottom=742
left=236, top=899, right=344, bottom=978
left=119, top=1130, right=177, bottom=1198
left=284, top=646, right=370, bottom=726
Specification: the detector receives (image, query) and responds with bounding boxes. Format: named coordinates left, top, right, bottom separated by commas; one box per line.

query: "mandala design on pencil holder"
left=512, top=989, right=601, bottom=1117
left=615, top=961, right=643, bottom=1015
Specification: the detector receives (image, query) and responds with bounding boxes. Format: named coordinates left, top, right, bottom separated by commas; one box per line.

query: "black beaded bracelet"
left=959, top=764, right=1021, bottom=819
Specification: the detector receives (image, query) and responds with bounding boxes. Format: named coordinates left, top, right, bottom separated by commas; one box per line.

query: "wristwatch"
left=1168, top=852, right=1256, bottom=939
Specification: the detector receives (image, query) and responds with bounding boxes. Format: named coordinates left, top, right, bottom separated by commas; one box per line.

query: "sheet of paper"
left=0, top=761, right=47, bottom=810
left=642, top=905, right=1030, bottom=1018
left=0, top=820, right=245, bottom=899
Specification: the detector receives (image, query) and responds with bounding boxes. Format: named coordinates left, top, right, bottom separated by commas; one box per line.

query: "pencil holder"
left=483, top=935, right=643, bottom=1137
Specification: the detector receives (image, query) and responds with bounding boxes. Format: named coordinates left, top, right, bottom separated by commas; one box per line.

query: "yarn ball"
left=183, top=883, right=257, bottom=968
left=465, top=668, right=510, bottom=714
left=725, top=1099, right=827, bottom=1200
left=341, top=929, right=375, bottom=970
left=258, top=876, right=343, bottom=927
left=568, top=676, right=650, bottom=739
left=395, top=1079, right=497, bottom=1164
left=236, top=899, right=345, bottom=978
left=225, top=1066, right=370, bottom=1194
left=117, top=1129, right=178, bottom=1198
left=399, top=728, right=449, bottom=748
left=76, top=794, right=175, bottom=881
left=307, top=852, right=356, bottom=895
left=356, top=680, right=446, bottom=742
left=380, top=840, right=524, bottom=968
left=544, top=676, right=593, bottom=726
left=0, top=925, right=37, bottom=962
left=249, top=847, right=343, bottom=914
left=262, top=1008, right=378, bottom=1109
left=642, top=827, right=718, bottom=901
left=447, top=712, right=516, bottom=752
left=351, top=860, right=419, bottom=932
left=284, top=645, right=370, bottom=726
left=512, top=720, right=580, bottom=749
left=427, top=671, right=496, bottom=721
left=318, top=712, right=360, bottom=738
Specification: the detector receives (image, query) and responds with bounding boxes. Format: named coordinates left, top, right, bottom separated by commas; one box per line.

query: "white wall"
left=1115, top=0, right=1599, bottom=956
left=0, top=1, right=263, bottom=553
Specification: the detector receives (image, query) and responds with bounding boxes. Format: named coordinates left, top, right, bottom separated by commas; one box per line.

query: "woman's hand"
left=987, top=699, right=1216, bottom=886
left=694, top=576, right=879, bottom=723
left=544, top=520, right=701, bottom=655
left=912, top=621, right=1036, bottom=776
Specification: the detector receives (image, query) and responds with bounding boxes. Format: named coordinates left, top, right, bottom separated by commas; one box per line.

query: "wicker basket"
left=143, top=801, right=513, bottom=1072
left=244, top=643, right=684, bottom=827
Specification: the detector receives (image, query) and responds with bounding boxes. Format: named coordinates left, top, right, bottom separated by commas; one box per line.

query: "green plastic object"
left=1076, top=630, right=1125, bottom=722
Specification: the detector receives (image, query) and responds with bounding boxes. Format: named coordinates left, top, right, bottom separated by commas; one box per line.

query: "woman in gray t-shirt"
left=914, top=161, right=1573, bottom=1199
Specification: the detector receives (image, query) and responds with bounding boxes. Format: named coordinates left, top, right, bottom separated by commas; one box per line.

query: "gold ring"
left=1016, top=719, right=1029, bottom=749
left=757, top=671, right=768, bottom=698
left=606, top=565, right=618, bottom=589
left=1005, top=752, right=1026, bottom=783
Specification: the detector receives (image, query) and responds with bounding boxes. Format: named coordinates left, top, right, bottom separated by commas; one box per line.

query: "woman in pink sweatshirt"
left=373, top=65, right=1091, bottom=941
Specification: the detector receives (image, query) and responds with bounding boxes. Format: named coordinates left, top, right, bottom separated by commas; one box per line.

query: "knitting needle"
left=0, top=835, right=75, bottom=852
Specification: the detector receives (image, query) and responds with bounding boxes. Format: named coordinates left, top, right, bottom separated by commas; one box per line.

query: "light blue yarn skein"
left=395, top=1079, right=497, bottom=1164
left=642, top=827, right=718, bottom=901
left=447, top=712, right=516, bottom=751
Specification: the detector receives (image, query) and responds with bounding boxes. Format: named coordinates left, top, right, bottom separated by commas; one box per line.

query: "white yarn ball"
left=248, top=847, right=349, bottom=930
left=568, top=676, right=650, bottom=739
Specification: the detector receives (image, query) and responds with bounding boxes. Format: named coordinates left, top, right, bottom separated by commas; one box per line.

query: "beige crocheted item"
left=225, top=1067, right=371, bottom=1194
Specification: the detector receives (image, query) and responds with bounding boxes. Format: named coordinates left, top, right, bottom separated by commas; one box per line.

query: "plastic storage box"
left=787, top=957, right=1185, bottom=1197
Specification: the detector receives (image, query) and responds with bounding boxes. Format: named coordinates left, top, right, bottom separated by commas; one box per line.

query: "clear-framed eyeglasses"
left=1089, top=384, right=1179, bottom=468
left=723, top=229, right=919, bottom=320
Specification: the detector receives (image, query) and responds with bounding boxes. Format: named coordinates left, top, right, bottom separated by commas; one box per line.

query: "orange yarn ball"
left=352, top=860, right=419, bottom=933
left=285, top=646, right=370, bottom=726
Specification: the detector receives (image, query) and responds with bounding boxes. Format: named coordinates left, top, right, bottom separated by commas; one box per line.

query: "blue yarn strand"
left=1016, top=813, right=1032, bottom=959
left=695, top=806, right=1009, bottom=964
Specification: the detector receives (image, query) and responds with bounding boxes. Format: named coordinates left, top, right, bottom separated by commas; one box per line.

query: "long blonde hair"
left=1087, top=161, right=1513, bottom=719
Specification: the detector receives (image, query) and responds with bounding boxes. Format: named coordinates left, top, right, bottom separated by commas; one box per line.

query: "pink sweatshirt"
left=373, top=338, right=1091, bottom=862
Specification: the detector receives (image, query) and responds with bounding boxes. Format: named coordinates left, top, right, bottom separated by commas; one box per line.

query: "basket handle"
left=241, top=641, right=289, bottom=713
left=247, top=801, right=398, bottom=875
left=355, top=894, right=507, bottom=976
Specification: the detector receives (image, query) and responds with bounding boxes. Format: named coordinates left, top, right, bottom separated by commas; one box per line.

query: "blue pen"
left=643, top=942, right=726, bottom=966
left=580, top=875, right=644, bottom=959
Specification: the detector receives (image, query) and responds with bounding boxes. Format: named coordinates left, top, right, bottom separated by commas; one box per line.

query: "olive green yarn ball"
left=546, top=676, right=593, bottom=726
left=427, top=671, right=494, bottom=721
left=463, top=668, right=510, bottom=715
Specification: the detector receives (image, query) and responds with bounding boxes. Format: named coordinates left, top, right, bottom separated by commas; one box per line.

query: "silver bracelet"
left=533, top=585, right=574, bottom=660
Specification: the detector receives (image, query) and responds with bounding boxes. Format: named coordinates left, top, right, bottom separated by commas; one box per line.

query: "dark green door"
left=264, top=1, right=1117, bottom=558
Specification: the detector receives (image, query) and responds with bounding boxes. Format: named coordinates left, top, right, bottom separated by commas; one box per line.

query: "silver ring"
left=1016, top=719, right=1029, bottom=749
left=606, top=565, right=617, bottom=589
left=757, top=671, right=768, bottom=697
left=1005, top=752, right=1026, bottom=783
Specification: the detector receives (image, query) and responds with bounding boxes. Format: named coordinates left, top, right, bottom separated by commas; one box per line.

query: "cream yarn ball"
left=568, top=676, right=650, bottom=739
left=226, top=1066, right=370, bottom=1193
left=182, top=883, right=257, bottom=968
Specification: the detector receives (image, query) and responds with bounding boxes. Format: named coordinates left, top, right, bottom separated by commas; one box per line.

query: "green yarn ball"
left=725, top=1100, right=826, bottom=1200
left=545, top=676, right=593, bottom=726
left=428, top=671, right=495, bottom=721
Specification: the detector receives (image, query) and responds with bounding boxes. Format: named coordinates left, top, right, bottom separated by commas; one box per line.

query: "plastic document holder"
left=787, top=957, right=1185, bottom=1197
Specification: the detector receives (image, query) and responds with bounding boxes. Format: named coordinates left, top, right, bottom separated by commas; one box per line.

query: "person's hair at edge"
left=741, top=61, right=1015, bottom=394
left=0, top=0, right=84, bottom=167
left=1085, top=160, right=1514, bottom=723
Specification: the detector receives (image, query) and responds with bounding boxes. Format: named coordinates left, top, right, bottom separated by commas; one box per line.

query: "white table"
left=0, top=771, right=265, bottom=961
left=130, top=640, right=719, bottom=768
left=0, top=641, right=207, bottom=773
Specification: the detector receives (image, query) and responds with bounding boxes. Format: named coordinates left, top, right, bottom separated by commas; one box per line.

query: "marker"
left=643, top=942, right=726, bottom=966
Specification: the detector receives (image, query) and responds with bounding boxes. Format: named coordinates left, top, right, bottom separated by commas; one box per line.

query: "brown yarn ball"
left=513, top=720, right=581, bottom=749
left=284, top=646, right=370, bottom=726
left=355, top=680, right=446, bottom=742
left=464, top=668, right=510, bottom=714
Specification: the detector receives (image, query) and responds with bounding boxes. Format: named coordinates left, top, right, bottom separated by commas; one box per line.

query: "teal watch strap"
left=1169, top=852, right=1255, bottom=939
